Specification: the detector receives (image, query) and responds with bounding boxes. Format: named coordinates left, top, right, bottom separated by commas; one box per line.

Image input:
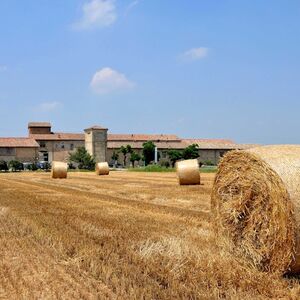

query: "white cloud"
left=72, top=0, right=116, bottom=30
left=37, top=101, right=62, bottom=113
left=90, top=67, right=135, bottom=94
left=180, top=47, right=208, bottom=61
left=0, top=65, right=8, bottom=72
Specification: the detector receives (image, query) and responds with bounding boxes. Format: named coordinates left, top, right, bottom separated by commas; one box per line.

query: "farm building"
left=0, top=137, right=39, bottom=162
left=0, top=122, right=257, bottom=165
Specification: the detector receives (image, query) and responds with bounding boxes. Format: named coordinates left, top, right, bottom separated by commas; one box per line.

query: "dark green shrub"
left=204, top=160, right=214, bottom=166
left=68, top=162, right=76, bottom=170
left=159, top=159, right=170, bottom=168
left=9, top=160, right=23, bottom=172
left=182, top=144, right=199, bottom=160
left=0, top=161, right=8, bottom=171
left=69, top=147, right=95, bottom=170
left=142, top=141, right=156, bottom=166
left=31, top=163, right=38, bottom=171
left=167, top=150, right=182, bottom=167
left=119, top=145, right=133, bottom=167
left=44, top=162, right=51, bottom=171
left=130, top=151, right=141, bottom=168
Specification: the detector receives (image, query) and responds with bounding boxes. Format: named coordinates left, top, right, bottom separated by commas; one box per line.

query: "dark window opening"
left=43, top=152, right=49, bottom=162
left=220, top=151, right=226, bottom=158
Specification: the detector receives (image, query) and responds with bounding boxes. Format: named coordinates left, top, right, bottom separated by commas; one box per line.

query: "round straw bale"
left=96, top=162, right=109, bottom=175
left=211, top=145, right=300, bottom=274
left=176, top=159, right=200, bottom=185
left=51, top=161, right=68, bottom=179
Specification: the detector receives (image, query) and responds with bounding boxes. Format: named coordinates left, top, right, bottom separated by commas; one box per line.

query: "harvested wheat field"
left=0, top=171, right=300, bottom=299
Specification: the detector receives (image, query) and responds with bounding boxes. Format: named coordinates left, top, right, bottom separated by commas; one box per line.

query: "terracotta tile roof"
left=23, top=128, right=258, bottom=151
left=108, top=134, right=181, bottom=142
left=107, top=141, right=186, bottom=149
left=84, top=125, right=108, bottom=131
left=183, top=139, right=258, bottom=150
left=28, top=122, right=51, bottom=128
left=184, top=138, right=235, bottom=144
left=0, top=138, right=39, bottom=148
left=233, top=144, right=260, bottom=150
left=29, top=133, right=85, bottom=141
left=108, top=140, right=259, bottom=150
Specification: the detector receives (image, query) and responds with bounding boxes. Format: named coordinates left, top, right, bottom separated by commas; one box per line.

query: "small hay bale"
left=51, top=161, right=68, bottom=179
left=176, top=159, right=200, bottom=185
left=96, top=162, right=109, bottom=176
left=211, top=145, right=300, bottom=274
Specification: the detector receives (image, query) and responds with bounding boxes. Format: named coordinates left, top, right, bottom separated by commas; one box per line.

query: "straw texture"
left=96, top=162, right=109, bottom=176
left=51, top=161, right=68, bottom=179
left=176, top=159, right=200, bottom=185
left=211, top=145, right=300, bottom=274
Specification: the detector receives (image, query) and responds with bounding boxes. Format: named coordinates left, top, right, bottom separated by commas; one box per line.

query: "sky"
left=0, top=0, right=300, bottom=144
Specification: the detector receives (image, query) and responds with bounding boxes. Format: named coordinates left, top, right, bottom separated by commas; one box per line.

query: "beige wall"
left=0, top=154, right=15, bottom=161
left=16, top=148, right=38, bottom=162
left=37, top=140, right=84, bottom=162
left=29, top=127, right=51, bottom=134
left=0, top=147, right=16, bottom=161
left=85, top=132, right=93, bottom=157
left=198, top=149, right=231, bottom=165
left=0, top=147, right=37, bottom=162
left=198, top=150, right=217, bottom=164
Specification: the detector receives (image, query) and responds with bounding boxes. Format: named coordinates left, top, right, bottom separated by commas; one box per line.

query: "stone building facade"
left=0, top=122, right=257, bottom=165
left=84, top=126, right=108, bottom=163
left=0, top=138, right=39, bottom=162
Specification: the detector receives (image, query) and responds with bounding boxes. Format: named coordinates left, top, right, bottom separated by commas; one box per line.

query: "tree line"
left=0, top=142, right=200, bottom=172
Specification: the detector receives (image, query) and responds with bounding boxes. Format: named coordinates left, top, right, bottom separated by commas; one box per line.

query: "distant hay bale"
left=176, top=159, right=200, bottom=185
left=51, top=161, right=68, bottom=179
left=211, top=145, right=300, bottom=274
left=96, top=162, right=109, bottom=176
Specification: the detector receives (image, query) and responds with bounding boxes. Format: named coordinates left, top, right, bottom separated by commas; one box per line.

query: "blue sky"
left=0, top=0, right=300, bottom=144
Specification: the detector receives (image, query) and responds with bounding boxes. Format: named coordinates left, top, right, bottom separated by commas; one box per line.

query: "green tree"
left=69, top=147, right=95, bottom=170
left=182, top=144, right=199, bottom=160
left=126, top=145, right=133, bottom=154
left=167, top=150, right=183, bottom=167
left=9, top=160, right=23, bottom=172
left=111, top=151, right=119, bottom=167
left=28, top=163, right=38, bottom=171
left=119, top=145, right=133, bottom=167
left=0, top=161, right=8, bottom=172
left=142, top=141, right=156, bottom=166
left=130, top=151, right=141, bottom=168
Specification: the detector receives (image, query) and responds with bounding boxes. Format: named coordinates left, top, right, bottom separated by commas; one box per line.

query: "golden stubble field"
left=0, top=171, right=300, bottom=299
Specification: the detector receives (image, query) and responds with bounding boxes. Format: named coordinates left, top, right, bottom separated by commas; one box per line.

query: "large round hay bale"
left=176, top=159, right=200, bottom=185
left=211, top=145, right=300, bottom=274
left=51, top=161, right=68, bottom=179
left=96, top=162, right=109, bottom=176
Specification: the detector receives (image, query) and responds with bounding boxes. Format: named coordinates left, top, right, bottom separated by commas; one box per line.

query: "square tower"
left=84, top=125, right=108, bottom=163
left=28, top=122, right=52, bottom=135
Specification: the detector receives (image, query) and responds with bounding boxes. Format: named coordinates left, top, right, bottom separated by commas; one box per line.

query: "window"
left=43, top=152, right=49, bottom=162
left=70, top=143, right=74, bottom=150
left=219, top=151, right=226, bottom=158
left=61, top=143, right=65, bottom=149
left=39, top=141, right=46, bottom=148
